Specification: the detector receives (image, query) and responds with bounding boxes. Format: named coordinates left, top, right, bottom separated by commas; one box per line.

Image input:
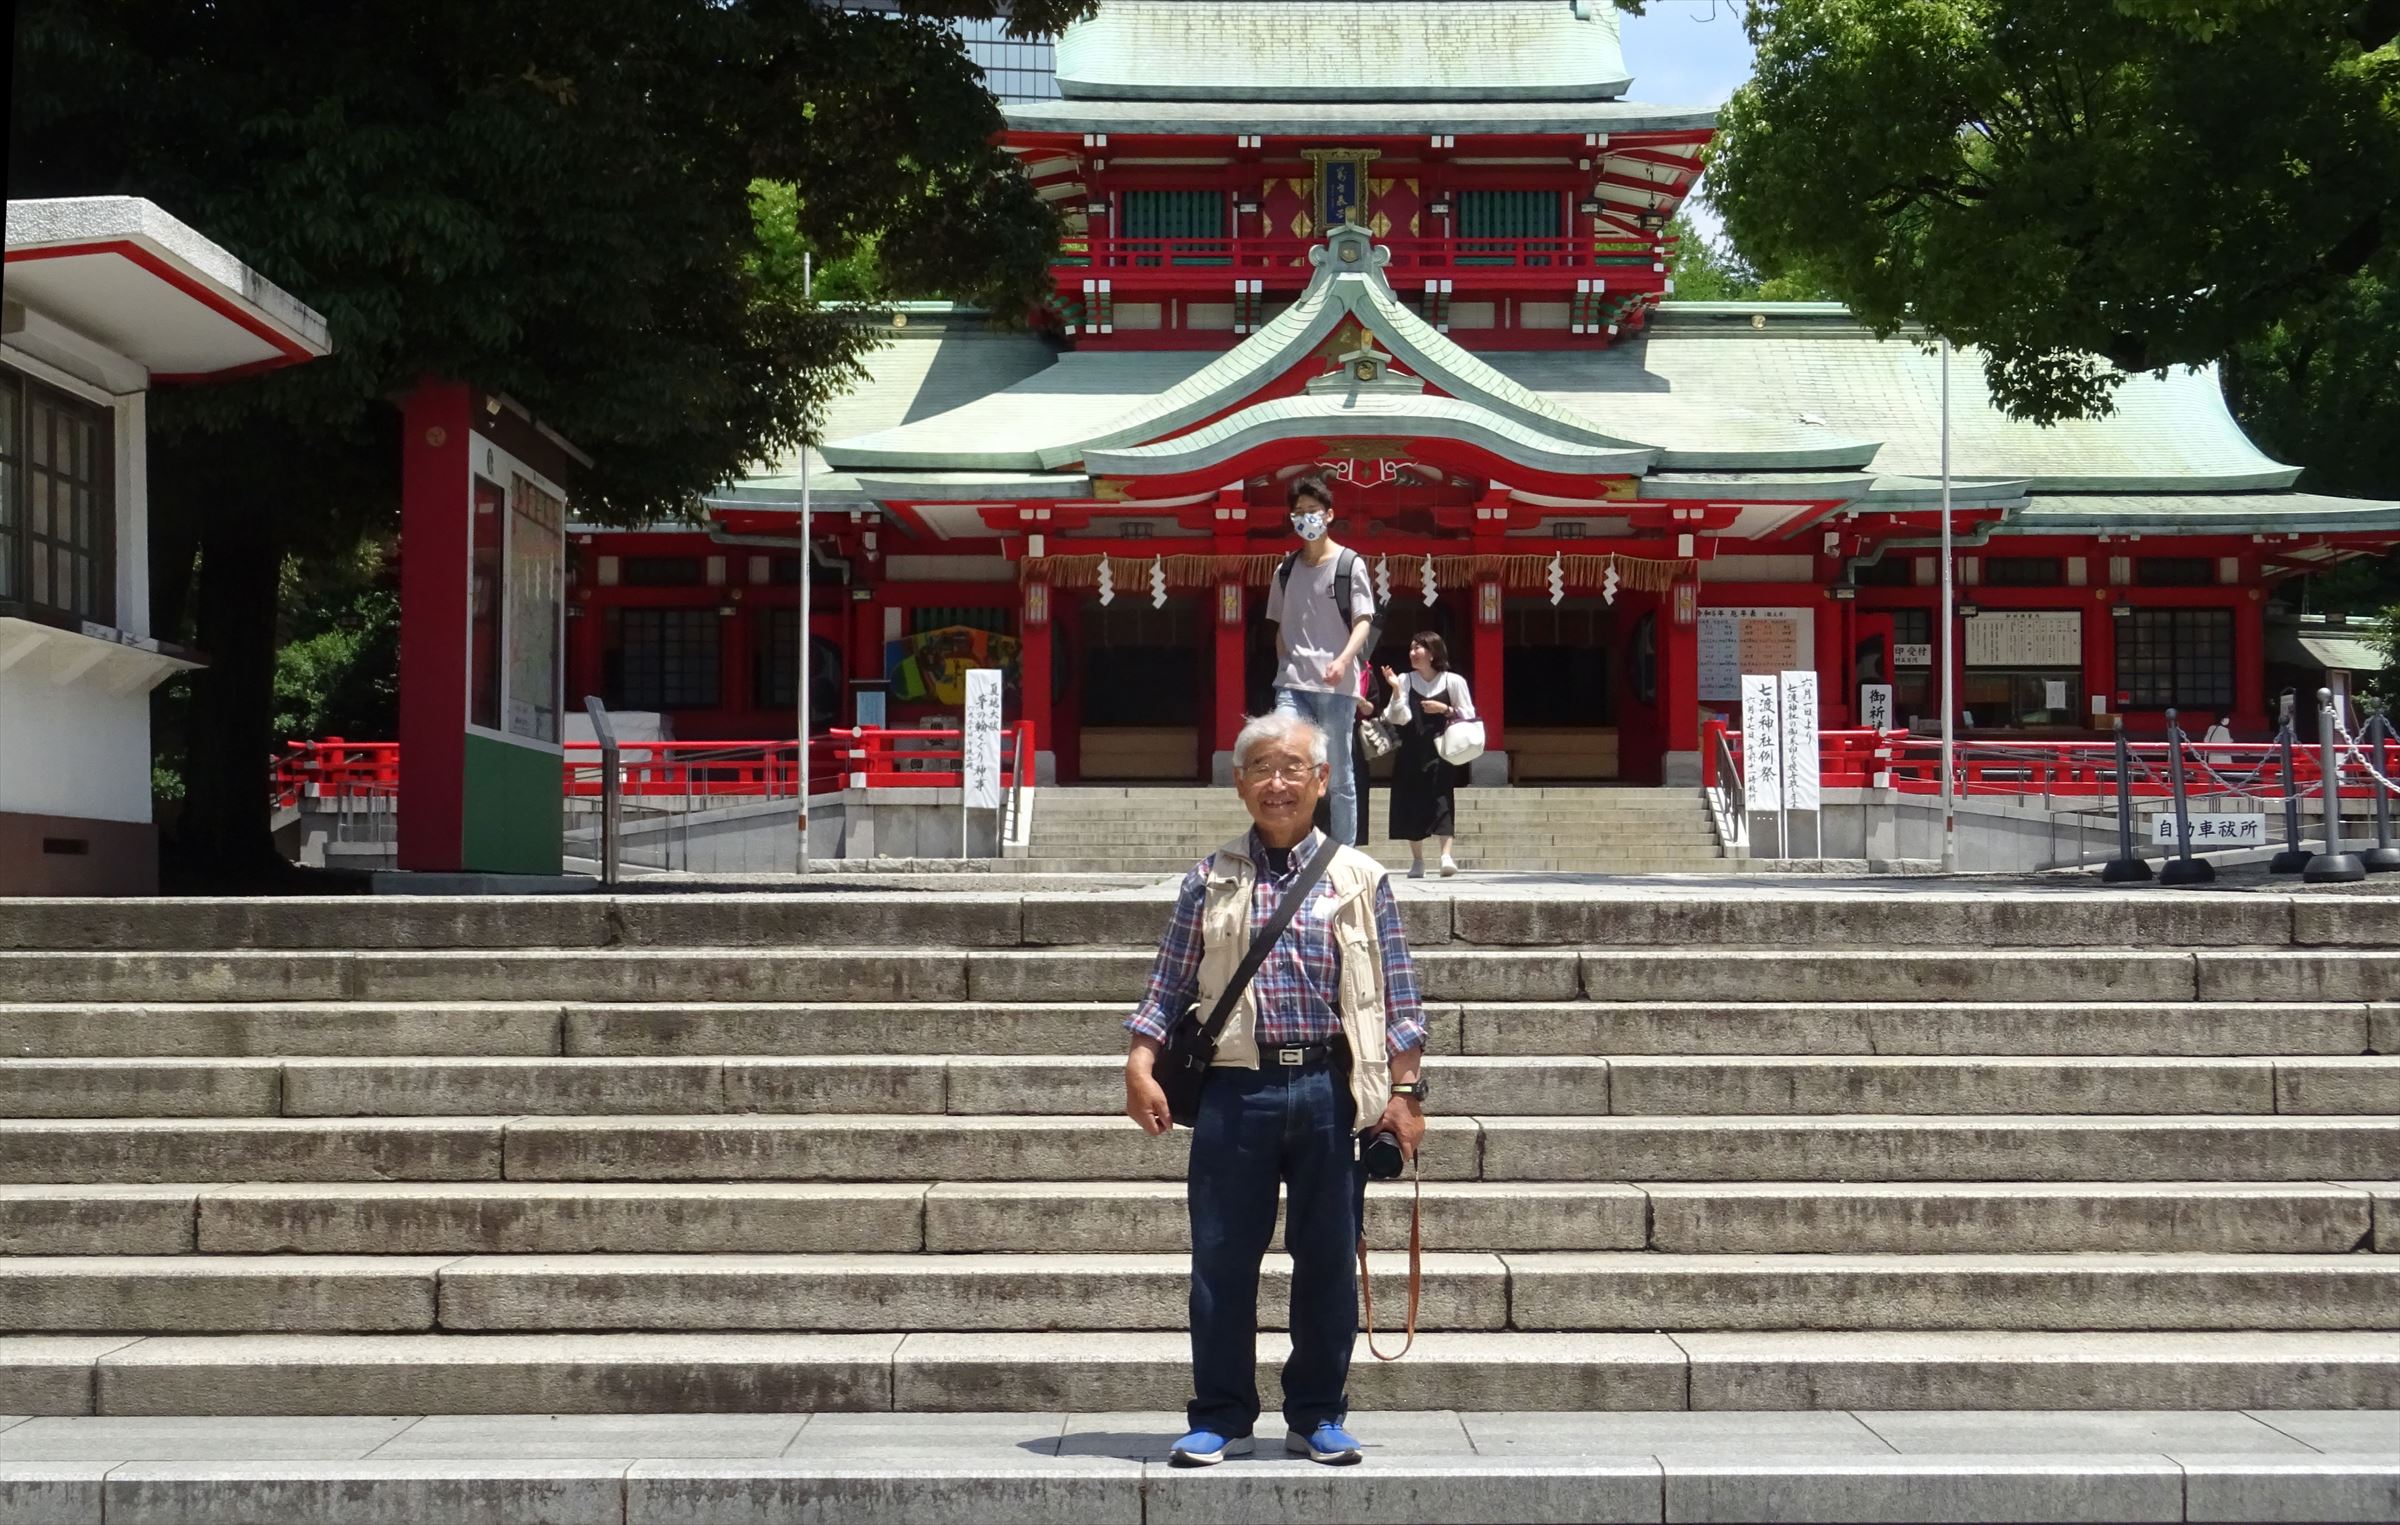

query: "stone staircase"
left=1, top=889, right=2397, bottom=1419
left=1008, top=786, right=1734, bottom=875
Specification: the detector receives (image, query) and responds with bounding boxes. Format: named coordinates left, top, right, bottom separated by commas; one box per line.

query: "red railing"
left=274, top=727, right=1034, bottom=805
left=1704, top=723, right=2390, bottom=803
left=1056, top=233, right=1673, bottom=274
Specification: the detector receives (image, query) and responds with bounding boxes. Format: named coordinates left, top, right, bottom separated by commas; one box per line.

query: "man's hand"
left=1374, top=1094, right=1426, bottom=1160
left=1125, top=1040, right=1172, bottom=1135
left=1320, top=659, right=1347, bottom=686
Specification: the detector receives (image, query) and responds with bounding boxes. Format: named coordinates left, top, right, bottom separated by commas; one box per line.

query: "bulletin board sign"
left=1701, top=606, right=1816, bottom=701
left=1966, top=610, right=2081, bottom=669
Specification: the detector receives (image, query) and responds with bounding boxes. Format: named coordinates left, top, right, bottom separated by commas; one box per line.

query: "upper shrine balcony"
left=1053, top=229, right=1675, bottom=293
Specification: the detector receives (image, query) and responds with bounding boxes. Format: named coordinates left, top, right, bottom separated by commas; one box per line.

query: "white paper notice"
left=1742, top=674, right=1783, bottom=815
left=964, top=668, right=1004, bottom=810
left=1780, top=669, right=1821, bottom=812
left=2044, top=679, right=2069, bottom=712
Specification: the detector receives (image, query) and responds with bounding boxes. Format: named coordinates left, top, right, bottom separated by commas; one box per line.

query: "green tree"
left=10, top=0, right=1094, bottom=885
left=1706, top=0, right=2400, bottom=423
left=1667, top=213, right=1837, bottom=303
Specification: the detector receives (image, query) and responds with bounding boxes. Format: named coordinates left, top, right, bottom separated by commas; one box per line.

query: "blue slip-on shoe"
left=1168, top=1429, right=1253, bottom=1467
left=1286, top=1421, right=1363, bottom=1465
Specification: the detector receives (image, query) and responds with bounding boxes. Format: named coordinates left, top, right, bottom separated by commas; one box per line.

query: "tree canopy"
left=8, top=0, right=1095, bottom=880
left=1706, top=0, right=2400, bottom=423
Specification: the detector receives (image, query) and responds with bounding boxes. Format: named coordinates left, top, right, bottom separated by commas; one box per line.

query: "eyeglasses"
left=1239, top=760, right=1321, bottom=783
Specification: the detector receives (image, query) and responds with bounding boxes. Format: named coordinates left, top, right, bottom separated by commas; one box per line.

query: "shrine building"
left=567, top=0, right=2400, bottom=787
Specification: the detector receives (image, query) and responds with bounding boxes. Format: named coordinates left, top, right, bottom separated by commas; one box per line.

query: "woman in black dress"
left=1381, top=631, right=1476, bottom=877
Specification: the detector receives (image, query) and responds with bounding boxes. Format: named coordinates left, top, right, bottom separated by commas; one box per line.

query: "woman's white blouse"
left=1383, top=670, right=1477, bottom=726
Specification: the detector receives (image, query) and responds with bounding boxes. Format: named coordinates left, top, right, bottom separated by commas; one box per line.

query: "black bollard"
left=2101, top=718, right=2153, bottom=883
left=2159, top=708, right=2214, bottom=885
left=2363, top=710, right=2400, bottom=873
left=2305, top=687, right=2367, bottom=883
left=2269, top=722, right=2313, bottom=874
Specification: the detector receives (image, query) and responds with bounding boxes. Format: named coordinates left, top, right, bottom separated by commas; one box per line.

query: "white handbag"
left=1433, top=678, right=1485, bottom=765
left=1437, top=718, right=1487, bottom=766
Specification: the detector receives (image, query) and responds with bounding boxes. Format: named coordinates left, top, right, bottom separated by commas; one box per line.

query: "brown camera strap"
left=1356, top=1152, right=1422, bottom=1362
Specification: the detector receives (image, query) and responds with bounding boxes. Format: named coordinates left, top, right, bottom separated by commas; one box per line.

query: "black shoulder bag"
left=1157, top=834, right=1343, bottom=1128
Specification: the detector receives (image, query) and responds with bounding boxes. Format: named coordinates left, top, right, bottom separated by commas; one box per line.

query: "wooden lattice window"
left=0, top=369, right=114, bottom=627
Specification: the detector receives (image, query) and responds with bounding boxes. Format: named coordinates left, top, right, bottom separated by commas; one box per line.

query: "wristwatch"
left=1392, top=1078, right=1429, bottom=1103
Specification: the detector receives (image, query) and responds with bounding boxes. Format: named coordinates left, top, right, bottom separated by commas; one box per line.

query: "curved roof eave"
left=1086, top=394, right=1658, bottom=479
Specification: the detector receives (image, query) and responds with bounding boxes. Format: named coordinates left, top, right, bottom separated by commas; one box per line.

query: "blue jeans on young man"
left=1272, top=686, right=1357, bottom=845
left=1186, top=1060, right=1366, bottom=1438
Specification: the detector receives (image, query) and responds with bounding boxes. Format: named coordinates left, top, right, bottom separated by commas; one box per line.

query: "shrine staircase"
left=1007, top=785, right=1734, bottom=875
left=2, top=887, right=2395, bottom=1423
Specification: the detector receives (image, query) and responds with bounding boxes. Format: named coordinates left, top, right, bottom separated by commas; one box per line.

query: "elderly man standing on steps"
left=1121, top=710, right=1428, bottom=1468
left=1265, top=473, right=1378, bottom=846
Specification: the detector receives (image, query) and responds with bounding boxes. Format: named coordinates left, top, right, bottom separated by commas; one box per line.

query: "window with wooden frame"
left=1981, top=556, right=2064, bottom=588
left=0, top=368, right=114, bottom=629
left=2117, top=608, right=2235, bottom=709
left=604, top=607, right=720, bottom=711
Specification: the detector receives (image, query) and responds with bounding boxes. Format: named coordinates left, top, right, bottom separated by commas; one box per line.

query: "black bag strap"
left=1197, top=833, right=1344, bottom=1049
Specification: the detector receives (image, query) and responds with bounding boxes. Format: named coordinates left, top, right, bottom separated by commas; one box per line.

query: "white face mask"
left=1290, top=511, right=1329, bottom=542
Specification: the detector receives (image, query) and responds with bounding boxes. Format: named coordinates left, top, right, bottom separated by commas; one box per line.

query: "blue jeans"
left=1186, top=1061, right=1366, bottom=1437
left=1273, top=686, right=1357, bottom=845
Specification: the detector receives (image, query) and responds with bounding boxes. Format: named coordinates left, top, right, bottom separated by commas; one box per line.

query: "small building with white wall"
left=3, top=197, right=332, bottom=894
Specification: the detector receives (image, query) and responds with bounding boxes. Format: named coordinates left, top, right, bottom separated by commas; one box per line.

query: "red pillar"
left=2087, top=592, right=2118, bottom=729
left=1815, top=593, right=1846, bottom=728
left=849, top=590, right=881, bottom=683
left=1019, top=580, right=1055, bottom=767
left=1662, top=580, right=1701, bottom=783
left=1213, top=579, right=1246, bottom=771
left=2235, top=589, right=2266, bottom=735
left=396, top=380, right=472, bottom=872
left=1472, top=578, right=1506, bottom=758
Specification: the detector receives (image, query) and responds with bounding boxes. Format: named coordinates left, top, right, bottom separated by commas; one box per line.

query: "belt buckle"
left=1277, top=1046, right=1306, bottom=1066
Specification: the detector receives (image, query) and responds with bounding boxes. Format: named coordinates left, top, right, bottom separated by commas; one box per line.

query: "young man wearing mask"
left=1264, top=474, right=1377, bottom=846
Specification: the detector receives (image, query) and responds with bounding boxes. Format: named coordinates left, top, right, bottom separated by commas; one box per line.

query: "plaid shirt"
left=1125, top=828, right=1426, bottom=1052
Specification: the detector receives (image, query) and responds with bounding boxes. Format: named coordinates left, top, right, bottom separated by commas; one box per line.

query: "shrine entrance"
left=1504, top=595, right=1623, bottom=781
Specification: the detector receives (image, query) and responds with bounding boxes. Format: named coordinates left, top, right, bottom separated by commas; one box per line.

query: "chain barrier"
left=2331, top=712, right=2400, bottom=795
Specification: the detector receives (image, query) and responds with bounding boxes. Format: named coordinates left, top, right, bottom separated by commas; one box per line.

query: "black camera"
left=1360, top=1128, right=1405, bottom=1180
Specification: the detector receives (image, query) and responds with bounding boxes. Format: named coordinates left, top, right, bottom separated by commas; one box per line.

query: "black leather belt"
left=1265, top=1040, right=1341, bottom=1068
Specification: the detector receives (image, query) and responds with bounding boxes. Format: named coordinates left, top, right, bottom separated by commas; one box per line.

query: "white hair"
left=1233, top=711, right=1328, bottom=770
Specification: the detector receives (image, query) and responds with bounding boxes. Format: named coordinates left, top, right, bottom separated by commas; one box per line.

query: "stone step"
left=3, top=1424, right=2395, bottom=1525
left=1465, top=1001, right=2390, bottom=1058
left=5, top=1249, right=2397, bottom=1337
left=25, top=1053, right=2377, bottom=1122
left=3, top=890, right=2377, bottom=954
left=18, top=998, right=2378, bottom=1060
left=8, top=1114, right=2394, bottom=1185
left=12, top=947, right=2377, bottom=1005
left=6, top=1181, right=2387, bottom=1258
left=9, top=1330, right=2396, bottom=1416
left=1480, top=1115, right=2400, bottom=1182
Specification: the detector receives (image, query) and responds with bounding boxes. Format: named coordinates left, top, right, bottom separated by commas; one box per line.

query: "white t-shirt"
left=1264, top=548, right=1377, bottom=694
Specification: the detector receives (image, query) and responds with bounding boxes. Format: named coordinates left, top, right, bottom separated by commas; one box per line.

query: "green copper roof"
left=1054, top=1, right=1632, bottom=103
left=1004, top=99, right=1718, bottom=137
left=2009, top=493, right=2400, bottom=534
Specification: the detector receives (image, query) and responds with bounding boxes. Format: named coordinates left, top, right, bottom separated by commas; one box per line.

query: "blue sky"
left=1615, top=0, right=1757, bottom=240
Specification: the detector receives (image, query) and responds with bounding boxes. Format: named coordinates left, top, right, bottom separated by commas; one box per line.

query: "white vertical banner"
left=963, top=668, right=1004, bottom=811
left=1780, top=669, right=1821, bottom=813
left=1741, top=674, right=1783, bottom=816
left=1861, top=683, right=1894, bottom=734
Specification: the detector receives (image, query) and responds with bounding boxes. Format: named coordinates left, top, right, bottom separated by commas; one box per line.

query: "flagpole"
left=1939, top=333, right=1959, bottom=873
left=797, top=251, right=814, bottom=874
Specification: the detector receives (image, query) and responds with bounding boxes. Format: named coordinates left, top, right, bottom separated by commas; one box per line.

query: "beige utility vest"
left=1195, top=834, right=1394, bottom=1125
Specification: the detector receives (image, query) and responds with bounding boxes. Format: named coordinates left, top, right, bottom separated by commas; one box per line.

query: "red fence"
left=1704, top=723, right=2393, bottom=802
left=273, top=726, right=1034, bottom=806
